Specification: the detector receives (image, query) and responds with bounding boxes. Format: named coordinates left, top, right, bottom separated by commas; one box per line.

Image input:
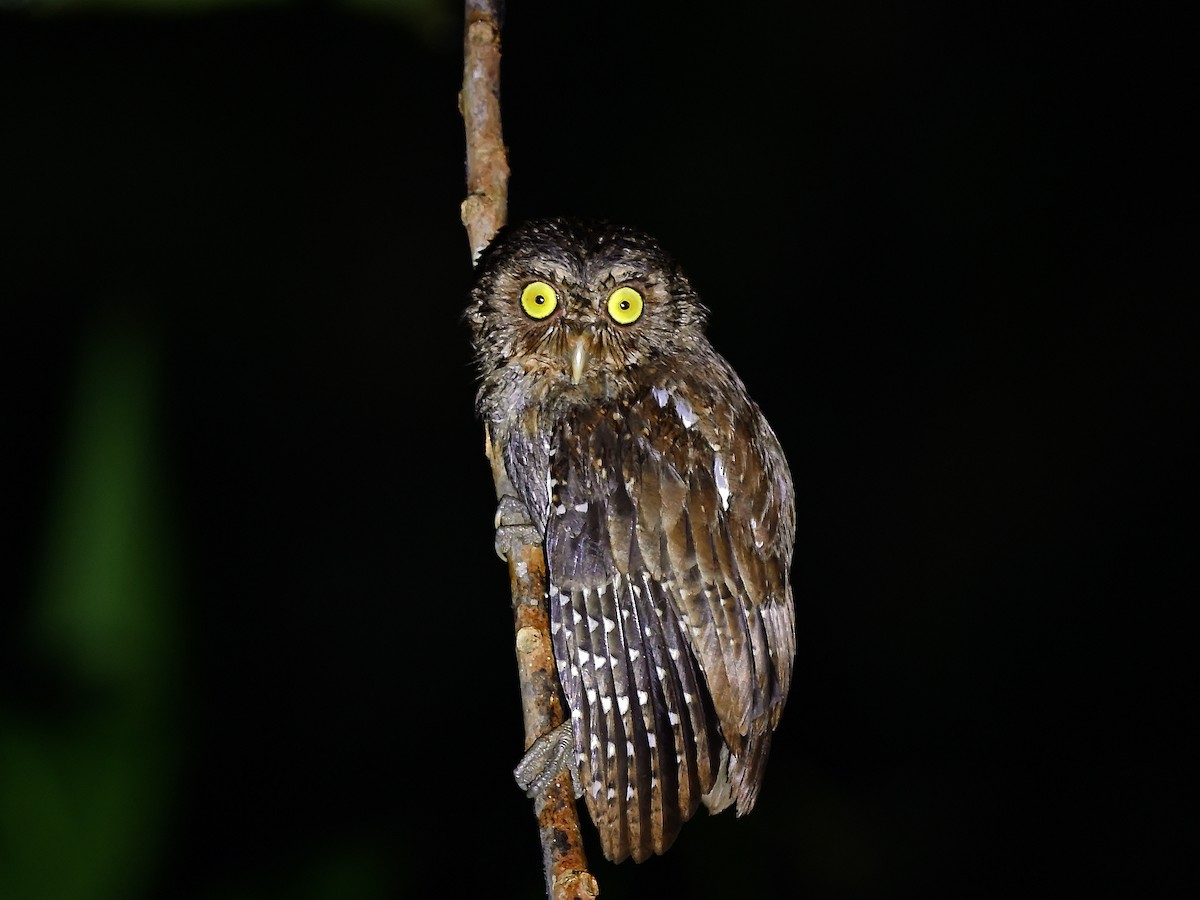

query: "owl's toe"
left=494, top=494, right=542, bottom=560
left=514, top=720, right=581, bottom=799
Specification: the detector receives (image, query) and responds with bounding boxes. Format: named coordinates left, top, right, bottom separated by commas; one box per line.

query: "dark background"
left=1, top=2, right=1190, bottom=898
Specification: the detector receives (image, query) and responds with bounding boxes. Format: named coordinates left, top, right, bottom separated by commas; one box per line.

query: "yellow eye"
left=520, top=281, right=558, bottom=319
left=607, top=286, right=644, bottom=325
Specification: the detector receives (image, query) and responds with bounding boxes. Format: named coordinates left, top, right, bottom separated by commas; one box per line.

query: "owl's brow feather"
left=592, top=266, right=655, bottom=290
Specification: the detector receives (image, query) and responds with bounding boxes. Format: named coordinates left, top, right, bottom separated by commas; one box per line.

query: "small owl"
left=468, top=217, right=795, bottom=864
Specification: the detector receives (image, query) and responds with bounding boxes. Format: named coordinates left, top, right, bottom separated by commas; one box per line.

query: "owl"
left=468, top=217, right=796, bottom=864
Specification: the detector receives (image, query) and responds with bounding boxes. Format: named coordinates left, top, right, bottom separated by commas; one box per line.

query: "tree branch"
left=459, top=4, right=598, bottom=897
left=460, top=0, right=509, bottom=262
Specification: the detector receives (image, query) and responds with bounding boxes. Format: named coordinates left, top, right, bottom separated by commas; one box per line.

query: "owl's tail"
left=724, top=734, right=772, bottom=816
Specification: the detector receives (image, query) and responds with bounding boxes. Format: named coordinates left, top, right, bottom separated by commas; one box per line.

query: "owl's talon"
left=514, top=720, right=581, bottom=799
left=494, top=495, right=542, bottom=560
left=494, top=495, right=524, bottom=529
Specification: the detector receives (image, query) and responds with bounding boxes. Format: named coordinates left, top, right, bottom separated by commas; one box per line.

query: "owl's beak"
left=566, top=335, right=590, bottom=385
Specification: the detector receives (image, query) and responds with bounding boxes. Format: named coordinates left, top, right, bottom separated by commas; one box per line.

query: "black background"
left=2, top=2, right=1190, bottom=898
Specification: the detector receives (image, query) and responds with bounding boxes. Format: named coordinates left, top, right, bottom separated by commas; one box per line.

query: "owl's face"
left=468, top=218, right=709, bottom=402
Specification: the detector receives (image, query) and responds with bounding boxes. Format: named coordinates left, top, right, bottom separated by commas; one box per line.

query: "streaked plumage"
left=469, top=217, right=795, bottom=863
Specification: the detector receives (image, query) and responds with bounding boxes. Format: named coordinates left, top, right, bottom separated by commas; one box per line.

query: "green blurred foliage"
left=0, top=324, right=180, bottom=900
left=0, top=3, right=454, bottom=894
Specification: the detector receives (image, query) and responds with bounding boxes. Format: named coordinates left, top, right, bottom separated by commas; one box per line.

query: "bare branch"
left=461, top=4, right=598, bottom=897
left=460, top=0, right=510, bottom=261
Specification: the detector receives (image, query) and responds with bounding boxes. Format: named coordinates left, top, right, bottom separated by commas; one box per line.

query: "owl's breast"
left=491, top=354, right=792, bottom=565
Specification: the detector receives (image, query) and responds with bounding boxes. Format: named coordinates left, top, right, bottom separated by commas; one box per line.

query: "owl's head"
left=468, top=218, right=710, bottom=400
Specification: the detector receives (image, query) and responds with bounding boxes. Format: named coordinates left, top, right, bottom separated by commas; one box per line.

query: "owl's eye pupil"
left=535, top=295, right=545, bottom=304
left=619, top=300, right=630, bottom=310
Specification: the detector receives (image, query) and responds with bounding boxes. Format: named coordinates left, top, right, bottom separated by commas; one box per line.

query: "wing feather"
left=603, top=574, right=659, bottom=860
left=543, top=369, right=794, bottom=859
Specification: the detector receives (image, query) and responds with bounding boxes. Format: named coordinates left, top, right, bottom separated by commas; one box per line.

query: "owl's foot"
left=514, top=720, right=582, bottom=799
left=494, top=494, right=542, bottom=561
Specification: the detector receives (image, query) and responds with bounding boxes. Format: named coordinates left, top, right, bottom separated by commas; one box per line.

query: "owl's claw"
left=514, top=720, right=582, bottom=799
left=493, top=495, right=542, bottom=560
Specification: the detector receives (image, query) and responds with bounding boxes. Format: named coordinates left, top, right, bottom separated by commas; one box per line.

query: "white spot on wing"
left=673, top=394, right=697, bottom=428
left=713, top=452, right=731, bottom=510
left=652, top=386, right=669, bottom=407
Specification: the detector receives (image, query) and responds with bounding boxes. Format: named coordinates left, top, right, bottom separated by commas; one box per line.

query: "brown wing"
left=543, top=368, right=795, bottom=863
